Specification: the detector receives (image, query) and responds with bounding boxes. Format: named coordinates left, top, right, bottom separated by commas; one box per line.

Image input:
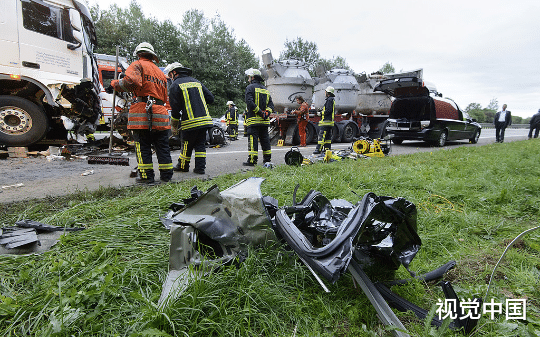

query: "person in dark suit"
left=494, top=104, right=512, bottom=143
left=528, top=109, right=540, bottom=139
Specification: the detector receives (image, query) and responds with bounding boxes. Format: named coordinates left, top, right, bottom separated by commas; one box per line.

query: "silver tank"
left=313, top=69, right=359, bottom=113
left=261, top=49, right=314, bottom=112
left=356, top=73, right=392, bottom=115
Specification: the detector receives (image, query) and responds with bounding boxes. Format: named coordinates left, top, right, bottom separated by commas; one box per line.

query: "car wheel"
left=436, top=130, right=447, bottom=147
left=341, top=123, right=356, bottom=143
left=392, top=138, right=403, bottom=145
left=0, top=96, right=49, bottom=146
left=209, top=126, right=225, bottom=145
left=469, top=129, right=480, bottom=144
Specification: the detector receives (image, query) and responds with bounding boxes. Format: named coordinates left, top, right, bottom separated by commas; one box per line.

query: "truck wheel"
left=341, top=123, right=356, bottom=143
left=331, top=125, right=340, bottom=143
left=436, top=130, right=447, bottom=147
left=0, top=96, right=49, bottom=146
left=305, top=123, right=316, bottom=144
left=469, top=129, right=480, bottom=144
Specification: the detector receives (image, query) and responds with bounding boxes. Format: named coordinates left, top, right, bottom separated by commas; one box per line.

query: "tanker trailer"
left=261, top=49, right=317, bottom=145
left=312, top=68, right=361, bottom=143
left=354, top=72, right=393, bottom=139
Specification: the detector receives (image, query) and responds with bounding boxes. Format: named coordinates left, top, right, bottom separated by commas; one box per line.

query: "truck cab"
left=0, top=0, right=101, bottom=147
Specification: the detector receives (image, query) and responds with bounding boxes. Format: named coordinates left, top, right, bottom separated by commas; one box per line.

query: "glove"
left=171, top=118, right=180, bottom=137
left=261, top=110, right=270, bottom=119
left=105, top=85, right=114, bottom=94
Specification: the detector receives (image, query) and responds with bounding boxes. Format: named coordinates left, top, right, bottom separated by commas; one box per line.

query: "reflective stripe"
left=194, top=152, right=206, bottom=158
left=178, top=82, right=210, bottom=120
left=245, top=116, right=270, bottom=126
left=181, top=116, right=213, bottom=130
left=263, top=150, right=272, bottom=155
left=159, top=163, right=173, bottom=170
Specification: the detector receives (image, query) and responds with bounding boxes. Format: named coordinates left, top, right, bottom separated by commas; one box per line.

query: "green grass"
left=1, top=140, right=540, bottom=336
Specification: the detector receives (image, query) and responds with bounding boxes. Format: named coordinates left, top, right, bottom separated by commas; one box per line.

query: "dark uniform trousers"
left=133, top=130, right=173, bottom=180
left=178, top=128, right=209, bottom=171
left=315, top=126, right=333, bottom=152
left=227, top=124, right=238, bottom=140
left=247, top=125, right=271, bottom=164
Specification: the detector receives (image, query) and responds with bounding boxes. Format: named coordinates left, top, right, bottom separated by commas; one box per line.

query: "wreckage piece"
left=15, top=219, right=85, bottom=232
left=348, top=260, right=410, bottom=337
left=159, top=177, right=277, bottom=307
left=1, top=220, right=85, bottom=255
left=274, top=191, right=421, bottom=285
left=0, top=227, right=39, bottom=248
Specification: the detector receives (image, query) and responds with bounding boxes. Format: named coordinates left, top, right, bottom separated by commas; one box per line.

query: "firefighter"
left=313, top=86, right=335, bottom=154
left=167, top=62, right=214, bottom=175
left=292, top=95, right=310, bottom=147
left=243, top=68, right=274, bottom=166
left=108, top=42, right=172, bottom=184
left=225, top=101, right=238, bottom=140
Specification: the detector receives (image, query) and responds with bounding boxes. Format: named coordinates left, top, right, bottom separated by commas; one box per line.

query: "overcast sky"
left=89, top=0, right=540, bottom=118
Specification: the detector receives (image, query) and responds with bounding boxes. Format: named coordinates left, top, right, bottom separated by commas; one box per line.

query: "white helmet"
left=245, top=68, right=262, bottom=77
left=226, top=101, right=235, bottom=106
left=164, top=62, right=184, bottom=75
left=133, top=42, right=158, bottom=62
left=325, top=86, right=335, bottom=94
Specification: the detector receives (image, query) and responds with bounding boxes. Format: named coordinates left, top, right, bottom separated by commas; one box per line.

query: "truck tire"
left=331, top=125, right=340, bottom=143
left=306, top=123, right=316, bottom=144
left=341, top=122, right=356, bottom=143
left=0, top=96, right=49, bottom=146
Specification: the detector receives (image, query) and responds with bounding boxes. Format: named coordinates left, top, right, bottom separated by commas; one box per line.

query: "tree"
left=378, top=62, right=395, bottom=74
left=486, top=98, right=499, bottom=111
left=279, top=37, right=320, bottom=72
left=279, top=37, right=350, bottom=76
left=90, top=4, right=259, bottom=116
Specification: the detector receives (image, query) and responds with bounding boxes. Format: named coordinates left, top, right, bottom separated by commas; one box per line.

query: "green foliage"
left=2, top=140, right=540, bottom=335
left=90, top=3, right=258, bottom=117
left=279, top=37, right=351, bottom=76
left=378, top=61, right=395, bottom=74
left=464, top=102, right=498, bottom=123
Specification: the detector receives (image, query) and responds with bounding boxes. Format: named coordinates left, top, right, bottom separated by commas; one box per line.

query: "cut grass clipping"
left=1, top=140, right=539, bottom=336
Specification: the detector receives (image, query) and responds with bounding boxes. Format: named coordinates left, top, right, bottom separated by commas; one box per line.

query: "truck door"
left=0, top=1, right=20, bottom=72
left=17, top=0, right=83, bottom=84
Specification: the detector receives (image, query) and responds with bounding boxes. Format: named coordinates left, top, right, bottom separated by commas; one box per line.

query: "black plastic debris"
left=0, top=227, right=39, bottom=248
left=273, top=189, right=421, bottom=285
left=0, top=220, right=85, bottom=255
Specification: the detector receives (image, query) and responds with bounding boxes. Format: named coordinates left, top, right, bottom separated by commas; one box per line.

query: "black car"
left=374, top=70, right=481, bottom=147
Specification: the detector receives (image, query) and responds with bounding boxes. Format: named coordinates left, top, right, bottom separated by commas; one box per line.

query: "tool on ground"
left=284, top=147, right=303, bottom=166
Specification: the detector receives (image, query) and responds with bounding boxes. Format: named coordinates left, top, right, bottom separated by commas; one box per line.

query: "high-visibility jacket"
left=295, top=102, right=310, bottom=121
left=169, top=73, right=214, bottom=131
left=226, top=107, right=238, bottom=125
left=245, top=78, right=274, bottom=127
left=319, top=96, right=335, bottom=127
left=111, top=57, right=170, bottom=131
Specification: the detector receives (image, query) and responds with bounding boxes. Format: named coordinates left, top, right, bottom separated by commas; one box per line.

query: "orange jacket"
left=111, top=57, right=170, bottom=130
left=294, top=102, right=310, bottom=121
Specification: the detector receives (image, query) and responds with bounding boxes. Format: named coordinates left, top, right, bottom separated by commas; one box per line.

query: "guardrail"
left=479, top=123, right=529, bottom=129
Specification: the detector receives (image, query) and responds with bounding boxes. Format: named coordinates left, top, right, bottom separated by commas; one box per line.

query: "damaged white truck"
left=0, top=0, right=101, bottom=147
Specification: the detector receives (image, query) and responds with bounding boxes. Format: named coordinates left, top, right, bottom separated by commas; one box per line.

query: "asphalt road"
left=0, top=128, right=530, bottom=204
